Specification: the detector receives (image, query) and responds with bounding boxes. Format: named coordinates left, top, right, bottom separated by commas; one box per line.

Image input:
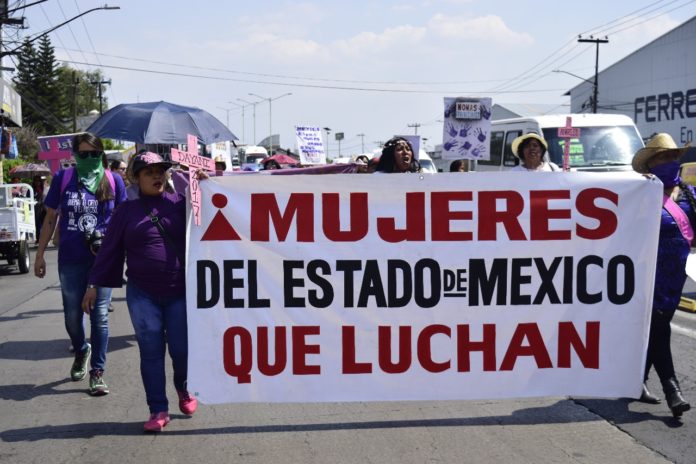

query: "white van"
left=475, top=113, right=644, bottom=172
left=240, top=145, right=268, bottom=164
left=418, top=151, right=437, bottom=173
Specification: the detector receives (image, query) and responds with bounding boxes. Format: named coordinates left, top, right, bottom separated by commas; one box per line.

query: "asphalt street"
left=0, top=247, right=693, bottom=464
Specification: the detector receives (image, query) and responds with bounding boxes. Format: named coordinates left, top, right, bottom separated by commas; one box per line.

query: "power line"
left=60, top=59, right=569, bottom=95
left=599, top=0, right=696, bottom=36
left=579, top=0, right=674, bottom=36
left=54, top=47, right=518, bottom=87
left=8, top=54, right=69, bottom=129
left=38, top=4, right=74, bottom=63
left=590, top=0, right=689, bottom=36
left=55, top=0, right=89, bottom=63
left=73, top=0, right=117, bottom=104
left=486, top=0, right=696, bottom=95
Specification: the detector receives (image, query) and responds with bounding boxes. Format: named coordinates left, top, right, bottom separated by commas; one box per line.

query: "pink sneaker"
left=177, top=390, right=198, bottom=416
left=143, top=412, right=170, bottom=432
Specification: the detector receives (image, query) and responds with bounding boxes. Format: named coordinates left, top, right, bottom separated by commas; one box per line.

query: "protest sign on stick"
left=296, top=125, right=326, bottom=165
left=38, top=138, right=72, bottom=174
left=557, top=116, right=581, bottom=172
left=170, top=133, right=215, bottom=225
left=441, top=97, right=492, bottom=161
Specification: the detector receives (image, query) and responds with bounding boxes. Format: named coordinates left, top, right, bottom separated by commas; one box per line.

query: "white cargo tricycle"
left=0, top=183, right=36, bottom=274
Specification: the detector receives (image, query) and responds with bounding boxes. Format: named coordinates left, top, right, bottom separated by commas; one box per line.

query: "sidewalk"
left=0, top=272, right=670, bottom=464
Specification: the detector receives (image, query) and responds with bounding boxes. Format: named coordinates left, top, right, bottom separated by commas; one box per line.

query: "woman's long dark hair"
left=678, top=180, right=696, bottom=217
left=72, top=132, right=114, bottom=202
left=375, top=137, right=421, bottom=173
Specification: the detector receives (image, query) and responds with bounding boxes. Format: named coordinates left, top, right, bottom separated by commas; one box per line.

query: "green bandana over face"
left=75, top=157, right=105, bottom=194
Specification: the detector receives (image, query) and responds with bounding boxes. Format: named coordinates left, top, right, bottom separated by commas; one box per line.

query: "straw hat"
left=632, top=133, right=690, bottom=173
left=511, top=133, right=548, bottom=158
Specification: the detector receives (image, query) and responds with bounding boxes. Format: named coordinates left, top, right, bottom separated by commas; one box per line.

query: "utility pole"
left=407, top=122, right=421, bottom=135
left=357, top=133, right=365, bottom=153
left=91, top=78, right=111, bottom=115
left=0, top=4, right=25, bottom=75
left=577, top=36, right=608, bottom=114
left=72, top=70, right=79, bottom=132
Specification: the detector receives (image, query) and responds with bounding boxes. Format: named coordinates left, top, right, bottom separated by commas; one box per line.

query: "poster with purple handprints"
left=441, top=97, right=492, bottom=160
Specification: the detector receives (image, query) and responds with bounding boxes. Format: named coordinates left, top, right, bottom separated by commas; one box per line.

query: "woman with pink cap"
left=83, top=151, right=206, bottom=432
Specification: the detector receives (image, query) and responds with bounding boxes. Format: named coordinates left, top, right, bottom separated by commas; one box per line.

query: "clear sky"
left=4, top=0, right=695, bottom=156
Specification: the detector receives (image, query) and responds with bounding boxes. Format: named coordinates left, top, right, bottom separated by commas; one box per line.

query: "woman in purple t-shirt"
left=82, top=151, right=202, bottom=433
left=34, top=132, right=126, bottom=397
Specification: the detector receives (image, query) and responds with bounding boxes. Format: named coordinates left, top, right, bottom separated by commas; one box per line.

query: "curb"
left=678, top=296, right=696, bottom=313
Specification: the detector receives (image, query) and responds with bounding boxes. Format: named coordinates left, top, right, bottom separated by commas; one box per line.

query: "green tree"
left=34, top=36, right=65, bottom=133
left=14, top=125, right=41, bottom=162
left=12, top=37, right=66, bottom=134
left=56, top=66, right=109, bottom=131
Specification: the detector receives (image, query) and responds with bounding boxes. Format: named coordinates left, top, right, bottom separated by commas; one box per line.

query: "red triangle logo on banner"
left=201, top=211, right=241, bottom=241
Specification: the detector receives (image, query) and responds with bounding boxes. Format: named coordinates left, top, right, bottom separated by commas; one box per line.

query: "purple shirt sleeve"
left=88, top=201, right=127, bottom=288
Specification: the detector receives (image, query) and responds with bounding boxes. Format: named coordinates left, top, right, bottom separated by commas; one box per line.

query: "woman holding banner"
left=510, top=133, right=560, bottom=172
left=375, top=137, right=421, bottom=173
left=632, top=133, right=692, bottom=419
left=82, top=151, right=206, bottom=432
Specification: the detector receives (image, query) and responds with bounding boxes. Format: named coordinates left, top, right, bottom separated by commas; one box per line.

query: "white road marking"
left=672, top=322, right=696, bottom=340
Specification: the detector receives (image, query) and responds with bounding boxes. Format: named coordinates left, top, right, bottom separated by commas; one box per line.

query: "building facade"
left=568, top=16, right=696, bottom=144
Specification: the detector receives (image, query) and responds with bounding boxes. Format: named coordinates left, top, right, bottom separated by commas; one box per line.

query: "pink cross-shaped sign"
left=557, top=116, right=581, bottom=172
left=170, top=134, right=215, bottom=225
left=38, top=139, right=72, bottom=174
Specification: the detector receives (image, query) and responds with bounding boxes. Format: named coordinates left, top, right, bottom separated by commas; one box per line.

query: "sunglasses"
left=73, top=150, right=104, bottom=159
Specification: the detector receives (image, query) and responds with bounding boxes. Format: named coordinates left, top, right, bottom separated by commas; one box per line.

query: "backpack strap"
left=104, top=169, right=116, bottom=196
left=59, top=167, right=76, bottom=198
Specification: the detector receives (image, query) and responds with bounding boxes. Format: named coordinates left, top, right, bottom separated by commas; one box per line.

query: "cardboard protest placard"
left=442, top=97, right=492, bottom=161
left=296, top=125, right=326, bottom=165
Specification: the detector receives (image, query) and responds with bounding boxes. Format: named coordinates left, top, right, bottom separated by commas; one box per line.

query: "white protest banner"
left=442, top=97, right=492, bottom=161
left=296, top=125, right=326, bottom=165
left=187, top=172, right=661, bottom=404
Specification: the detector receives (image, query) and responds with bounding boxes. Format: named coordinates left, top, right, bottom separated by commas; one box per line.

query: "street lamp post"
left=216, top=106, right=231, bottom=129
left=228, top=101, right=248, bottom=145
left=552, top=69, right=598, bottom=112
left=357, top=133, right=365, bottom=153
left=237, top=98, right=260, bottom=145
left=249, top=92, right=292, bottom=154
left=323, top=127, right=331, bottom=159
left=2, top=5, right=120, bottom=58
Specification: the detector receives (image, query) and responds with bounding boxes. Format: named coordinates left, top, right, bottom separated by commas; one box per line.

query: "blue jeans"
left=58, top=261, right=111, bottom=373
left=126, top=282, right=188, bottom=414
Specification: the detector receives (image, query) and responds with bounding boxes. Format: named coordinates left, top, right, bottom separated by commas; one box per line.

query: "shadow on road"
left=575, top=398, right=686, bottom=428
left=0, top=378, right=83, bottom=401
left=0, top=334, right=136, bottom=361
left=0, top=308, right=62, bottom=323
left=0, top=400, right=604, bottom=441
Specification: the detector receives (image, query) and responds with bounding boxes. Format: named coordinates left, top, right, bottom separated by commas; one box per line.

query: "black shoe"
left=639, top=383, right=661, bottom=404
left=663, top=378, right=691, bottom=418
left=108, top=303, right=114, bottom=312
